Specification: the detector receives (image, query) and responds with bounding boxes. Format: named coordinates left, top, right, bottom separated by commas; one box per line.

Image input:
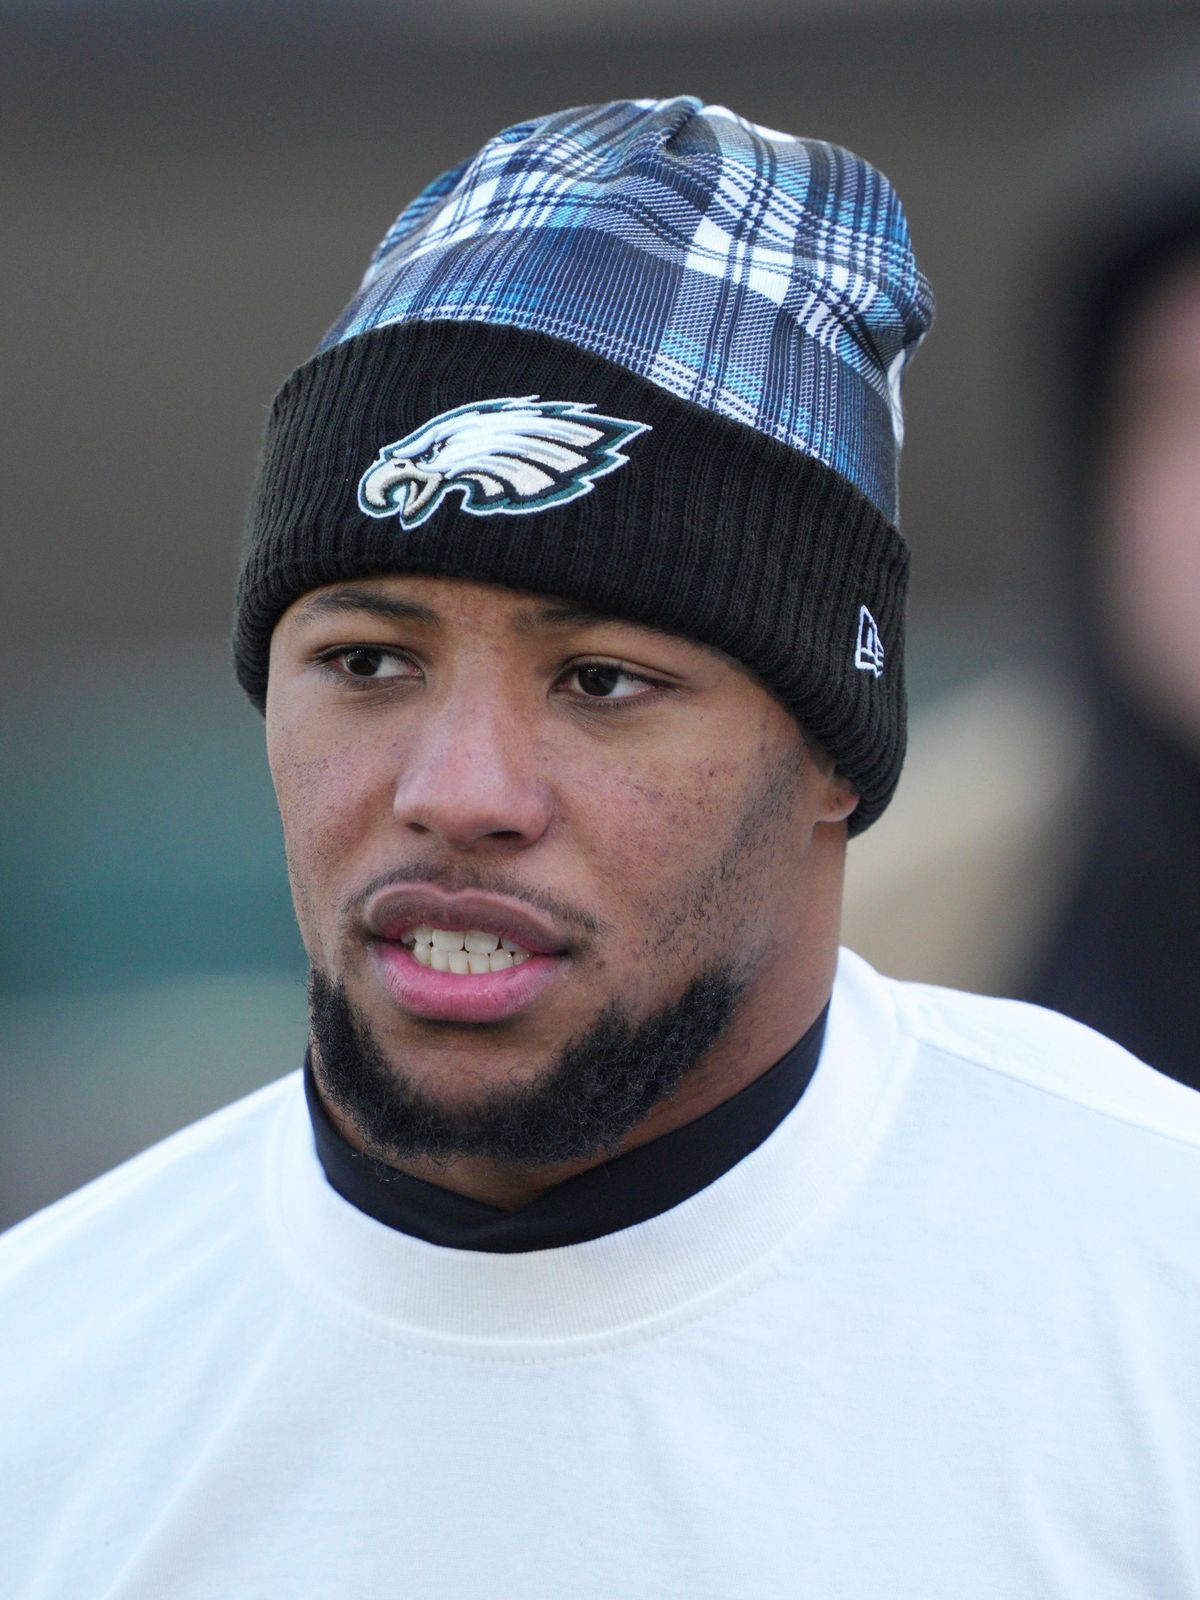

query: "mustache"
left=340, top=861, right=607, bottom=939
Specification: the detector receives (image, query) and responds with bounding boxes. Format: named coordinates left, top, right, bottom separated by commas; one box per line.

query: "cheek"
left=573, top=736, right=801, bottom=959
left=575, top=750, right=735, bottom=865
left=268, top=733, right=387, bottom=939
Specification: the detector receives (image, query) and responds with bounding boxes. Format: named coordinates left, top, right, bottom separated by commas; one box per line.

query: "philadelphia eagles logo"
left=357, top=397, right=650, bottom=529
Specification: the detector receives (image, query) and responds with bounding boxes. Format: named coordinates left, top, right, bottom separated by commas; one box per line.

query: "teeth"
left=404, top=925, right=536, bottom=975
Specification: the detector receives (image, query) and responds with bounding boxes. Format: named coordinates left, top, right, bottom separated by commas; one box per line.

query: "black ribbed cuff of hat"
left=235, top=319, right=908, bottom=832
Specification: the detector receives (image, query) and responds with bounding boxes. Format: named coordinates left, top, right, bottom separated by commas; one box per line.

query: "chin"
left=308, top=961, right=746, bottom=1168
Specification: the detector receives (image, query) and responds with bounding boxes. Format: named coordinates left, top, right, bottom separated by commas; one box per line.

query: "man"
left=5, top=97, right=1200, bottom=1596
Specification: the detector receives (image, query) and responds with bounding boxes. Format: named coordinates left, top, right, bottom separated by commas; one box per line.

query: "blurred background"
left=4, top=0, right=1199, bottom=1227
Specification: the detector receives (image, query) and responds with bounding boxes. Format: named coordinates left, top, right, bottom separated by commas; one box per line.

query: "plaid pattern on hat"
left=320, top=97, right=932, bottom=523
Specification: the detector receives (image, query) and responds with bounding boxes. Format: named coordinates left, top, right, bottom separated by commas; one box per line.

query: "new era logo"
left=855, top=606, right=884, bottom=677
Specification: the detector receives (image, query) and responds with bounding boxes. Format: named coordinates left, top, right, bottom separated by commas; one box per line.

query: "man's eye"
left=329, top=648, right=413, bottom=680
left=566, top=663, right=653, bottom=700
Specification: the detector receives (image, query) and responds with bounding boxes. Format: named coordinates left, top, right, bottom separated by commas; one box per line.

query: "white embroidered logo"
left=357, top=397, right=650, bottom=530
left=854, top=605, right=885, bottom=677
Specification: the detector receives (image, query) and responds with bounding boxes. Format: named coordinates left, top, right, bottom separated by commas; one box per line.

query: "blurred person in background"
left=844, top=73, right=1200, bottom=1092
left=1021, top=89, right=1200, bottom=1086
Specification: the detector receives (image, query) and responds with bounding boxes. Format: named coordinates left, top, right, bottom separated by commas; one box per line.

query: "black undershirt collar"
left=305, top=1005, right=828, bottom=1254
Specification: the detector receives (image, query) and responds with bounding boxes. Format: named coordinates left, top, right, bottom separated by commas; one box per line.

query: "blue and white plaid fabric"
left=320, top=97, right=933, bottom=523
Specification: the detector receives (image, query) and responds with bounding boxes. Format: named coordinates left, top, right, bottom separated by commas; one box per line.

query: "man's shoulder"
left=0, top=1071, right=300, bottom=1289
left=873, top=954, right=1200, bottom=1155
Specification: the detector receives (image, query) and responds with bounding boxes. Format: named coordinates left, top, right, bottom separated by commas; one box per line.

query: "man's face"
left=266, top=574, right=854, bottom=1176
left=1102, top=255, right=1200, bottom=746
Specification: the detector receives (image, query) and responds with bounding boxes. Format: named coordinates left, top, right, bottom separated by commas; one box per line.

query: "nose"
left=391, top=679, right=554, bottom=853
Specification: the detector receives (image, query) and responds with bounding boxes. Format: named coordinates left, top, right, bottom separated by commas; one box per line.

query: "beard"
left=308, top=962, right=747, bottom=1170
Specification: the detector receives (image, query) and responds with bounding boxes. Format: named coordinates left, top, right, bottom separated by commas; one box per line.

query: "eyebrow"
left=512, top=602, right=621, bottom=631
left=292, top=588, right=440, bottom=627
left=515, top=601, right=732, bottom=663
left=291, top=585, right=730, bottom=663
left=294, top=591, right=652, bottom=636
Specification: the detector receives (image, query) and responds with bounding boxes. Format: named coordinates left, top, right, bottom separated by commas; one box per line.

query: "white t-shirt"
left=5, top=950, right=1200, bottom=1598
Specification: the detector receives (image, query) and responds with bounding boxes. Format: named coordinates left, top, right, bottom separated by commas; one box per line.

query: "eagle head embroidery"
left=357, top=397, right=650, bottom=529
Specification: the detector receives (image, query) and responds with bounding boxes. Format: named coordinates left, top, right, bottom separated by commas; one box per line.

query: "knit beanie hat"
left=235, top=96, right=933, bottom=832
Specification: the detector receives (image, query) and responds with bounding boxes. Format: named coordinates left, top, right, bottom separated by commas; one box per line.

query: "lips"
left=363, top=884, right=573, bottom=1024
left=365, top=886, right=570, bottom=958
